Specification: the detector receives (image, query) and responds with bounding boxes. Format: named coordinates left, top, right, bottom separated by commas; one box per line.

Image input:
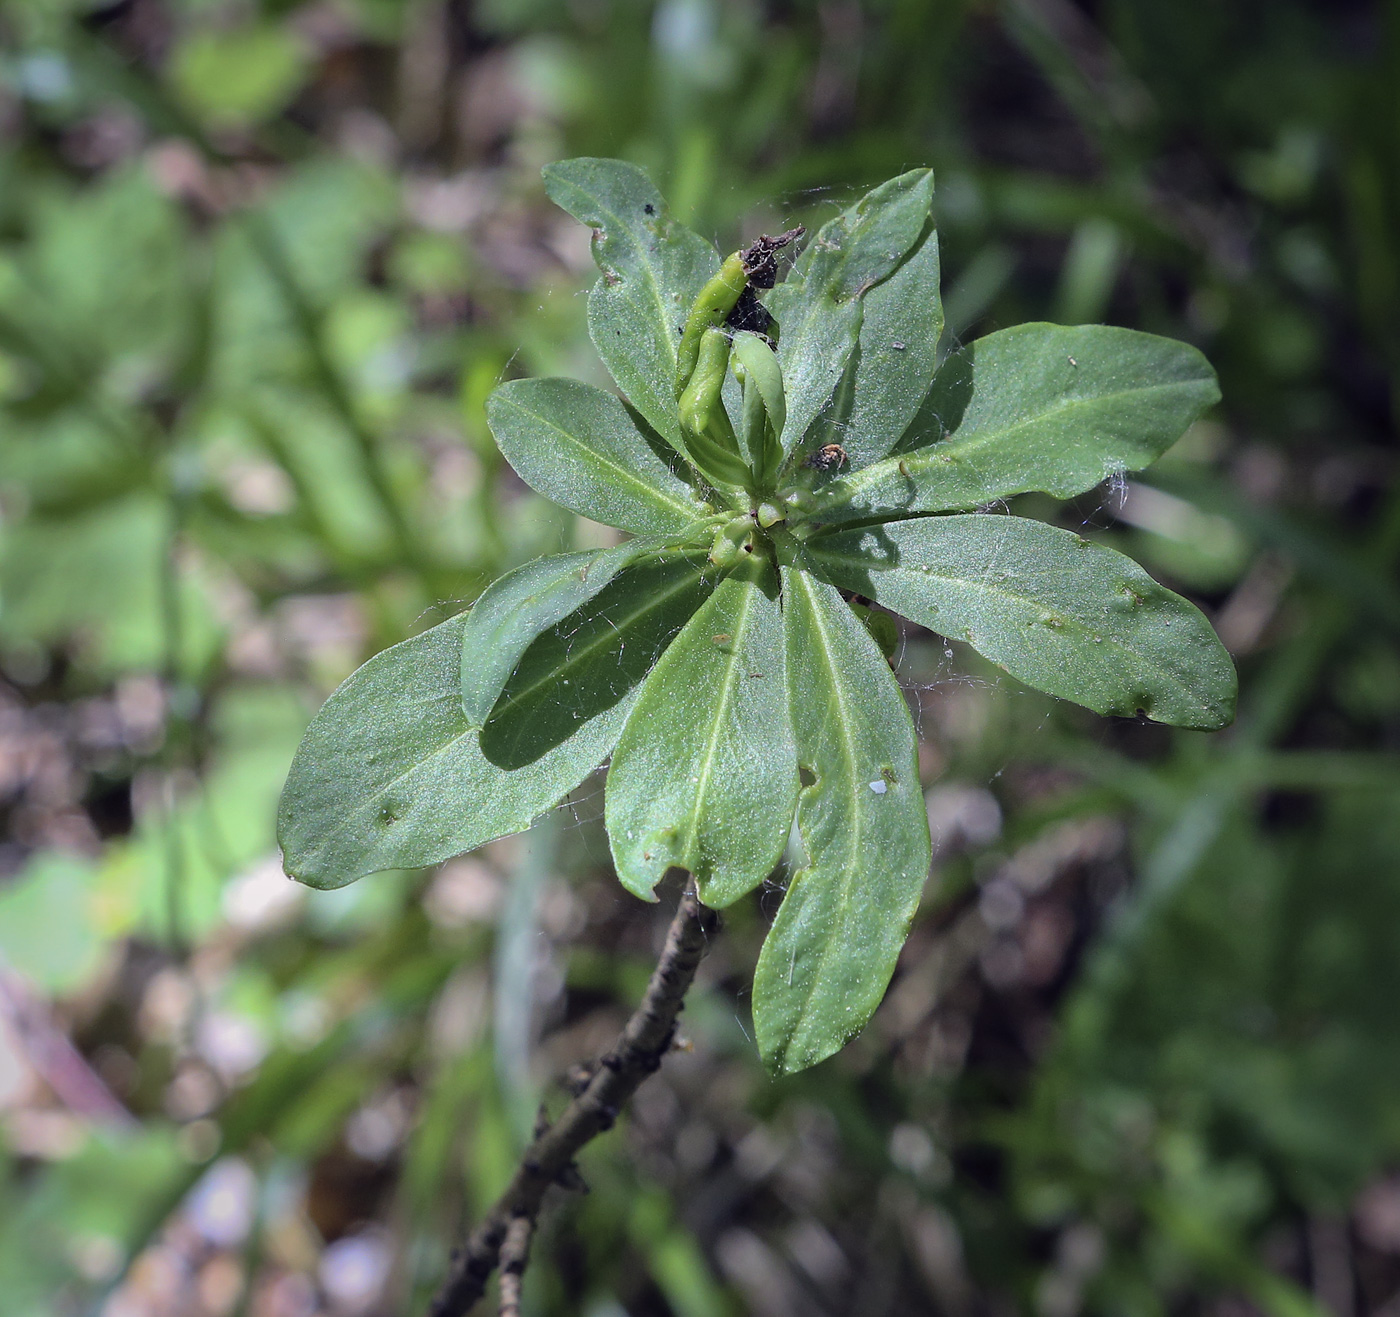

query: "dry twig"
left=496, top=1215, right=534, bottom=1317
left=428, top=886, right=718, bottom=1317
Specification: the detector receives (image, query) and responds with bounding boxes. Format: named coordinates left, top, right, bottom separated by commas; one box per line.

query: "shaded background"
left=2, top=0, right=1399, bottom=1314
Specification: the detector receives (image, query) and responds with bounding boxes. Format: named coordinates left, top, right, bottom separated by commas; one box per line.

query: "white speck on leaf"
left=869, top=780, right=888, bottom=794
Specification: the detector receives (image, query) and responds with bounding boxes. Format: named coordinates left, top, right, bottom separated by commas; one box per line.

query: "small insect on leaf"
left=712, top=633, right=732, bottom=645
left=807, top=443, right=849, bottom=473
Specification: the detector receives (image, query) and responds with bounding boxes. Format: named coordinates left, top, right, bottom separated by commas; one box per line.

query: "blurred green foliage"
left=0, top=0, right=1397, bottom=1315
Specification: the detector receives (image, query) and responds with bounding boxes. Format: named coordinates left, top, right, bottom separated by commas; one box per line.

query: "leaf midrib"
left=813, top=540, right=1210, bottom=712
left=679, top=572, right=760, bottom=869
left=463, top=545, right=640, bottom=722
left=356, top=566, right=706, bottom=819
left=315, top=628, right=485, bottom=832
left=490, top=560, right=707, bottom=719
left=817, top=374, right=1210, bottom=511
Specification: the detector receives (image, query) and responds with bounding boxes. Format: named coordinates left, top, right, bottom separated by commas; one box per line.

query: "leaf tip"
left=278, top=846, right=361, bottom=893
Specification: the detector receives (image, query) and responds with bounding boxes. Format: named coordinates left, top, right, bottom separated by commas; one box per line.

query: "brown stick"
left=428, top=886, right=718, bottom=1317
left=496, top=1215, right=534, bottom=1317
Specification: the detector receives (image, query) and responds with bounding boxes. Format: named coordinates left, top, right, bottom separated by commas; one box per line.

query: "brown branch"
left=496, top=1215, right=534, bottom=1317
left=428, top=885, right=718, bottom=1317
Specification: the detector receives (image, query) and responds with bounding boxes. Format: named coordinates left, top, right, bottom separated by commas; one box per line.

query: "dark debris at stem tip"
left=739, top=226, right=805, bottom=289
left=725, top=285, right=774, bottom=336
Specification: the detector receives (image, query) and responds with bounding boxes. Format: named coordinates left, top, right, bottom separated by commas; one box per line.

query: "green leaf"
left=778, top=297, right=864, bottom=461
left=606, top=558, right=798, bottom=906
left=789, top=170, right=936, bottom=305
left=460, top=539, right=663, bottom=727
left=754, top=568, right=931, bottom=1074
left=0, top=852, right=105, bottom=993
left=809, top=515, right=1237, bottom=729
left=808, top=323, right=1221, bottom=524
left=487, top=377, right=707, bottom=534
left=480, top=553, right=715, bottom=770
left=730, top=333, right=786, bottom=431
left=279, top=614, right=615, bottom=889
left=768, top=170, right=935, bottom=458
left=543, top=158, right=720, bottom=448
left=282, top=555, right=715, bottom=888
left=0, top=492, right=222, bottom=677
left=169, top=23, right=309, bottom=129
left=828, top=217, right=943, bottom=469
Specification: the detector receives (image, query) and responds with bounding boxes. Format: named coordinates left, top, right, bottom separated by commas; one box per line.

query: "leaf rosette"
left=278, top=158, right=1235, bottom=1074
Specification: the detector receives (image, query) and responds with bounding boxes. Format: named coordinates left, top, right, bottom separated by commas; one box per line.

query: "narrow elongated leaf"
left=487, top=378, right=707, bottom=534
left=754, top=568, right=931, bottom=1074
left=843, top=218, right=943, bottom=465
left=731, top=332, right=786, bottom=437
left=277, top=614, right=614, bottom=889
left=768, top=170, right=935, bottom=458
left=281, top=556, right=714, bottom=888
left=460, top=538, right=661, bottom=727
left=543, top=158, right=719, bottom=447
left=806, top=216, right=943, bottom=470
left=774, top=296, right=862, bottom=461
left=807, top=323, right=1221, bottom=524
left=480, top=554, right=714, bottom=769
left=787, top=169, right=935, bottom=305
left=810, top=515, right=1237, bottom=729
left=606, top=558, right=798, bottom=906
